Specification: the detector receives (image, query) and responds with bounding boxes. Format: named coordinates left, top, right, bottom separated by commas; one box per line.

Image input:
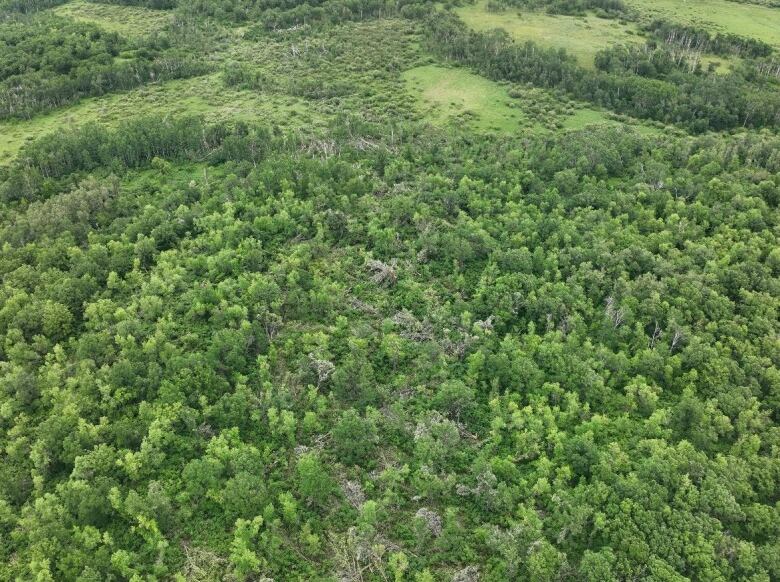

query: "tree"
left=296, top=453, right=333, bottom=506
left=332, top=409, right=378, bottom=466
left=230, top=517, right=264, bottom=581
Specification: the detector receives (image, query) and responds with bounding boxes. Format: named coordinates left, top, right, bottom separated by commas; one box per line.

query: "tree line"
left=1, top=115, right=279, bottom=202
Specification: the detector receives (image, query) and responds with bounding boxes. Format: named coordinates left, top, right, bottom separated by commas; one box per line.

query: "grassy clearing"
left=402, top=64, right=661, bottom=135
left=0, top=74, right=320, bottom=163
left=625, top=0, right=780, bottom=48
left=698, top=53, right=740, bottom=75
left=561, top=108, right=661, bottom=134
left=51, top=0, right=172, bottom=37
left=456, top=1, right=642, bottom=67
left=561, top=108, right=612, bottom=129
left=402, top=65, right=528, bottom=132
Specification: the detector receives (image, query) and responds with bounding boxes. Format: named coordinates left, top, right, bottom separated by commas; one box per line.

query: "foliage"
left=1, top=1, right=779, bottom=580
left=0, top=113, right=779, bottom=579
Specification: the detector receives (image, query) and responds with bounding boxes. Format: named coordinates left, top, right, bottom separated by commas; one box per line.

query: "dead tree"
left=605, top=296, right=625, bottom=328
left=366, top=258, right=398, bottom=287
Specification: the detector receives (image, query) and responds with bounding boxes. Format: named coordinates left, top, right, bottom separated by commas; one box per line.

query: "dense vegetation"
left=498, top=0, right=627, bottom=17
left=0, top=0, right=66, bottom=14
left=1, top=0, right=779, bottom=580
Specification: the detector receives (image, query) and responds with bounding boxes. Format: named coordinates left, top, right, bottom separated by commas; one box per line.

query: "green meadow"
left=402, top=65, right=529, bottom=132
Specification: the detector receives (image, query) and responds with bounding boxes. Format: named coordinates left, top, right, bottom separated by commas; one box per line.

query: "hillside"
left=0, top=0, right=779, bottom=580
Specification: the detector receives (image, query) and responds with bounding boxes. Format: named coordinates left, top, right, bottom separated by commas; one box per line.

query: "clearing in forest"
left=402, top=64, right=528, bottom=132
left=456, top=1, right=642, bottom=67
left=402, top=64, right=652, bottom=134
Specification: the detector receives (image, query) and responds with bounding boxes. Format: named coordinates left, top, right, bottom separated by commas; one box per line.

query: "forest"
left=0, top=0, right=779, bottom=581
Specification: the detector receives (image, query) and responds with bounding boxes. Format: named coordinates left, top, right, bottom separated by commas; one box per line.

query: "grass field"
left=626, top=0, right=780, bottom=48
left=0, top=74, right=319, bottom=163
left=456, top=1, right=642, bottom=67
left=402, top=65, right=528, bottom=132
left=51, top=0, right=172, bottom=37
